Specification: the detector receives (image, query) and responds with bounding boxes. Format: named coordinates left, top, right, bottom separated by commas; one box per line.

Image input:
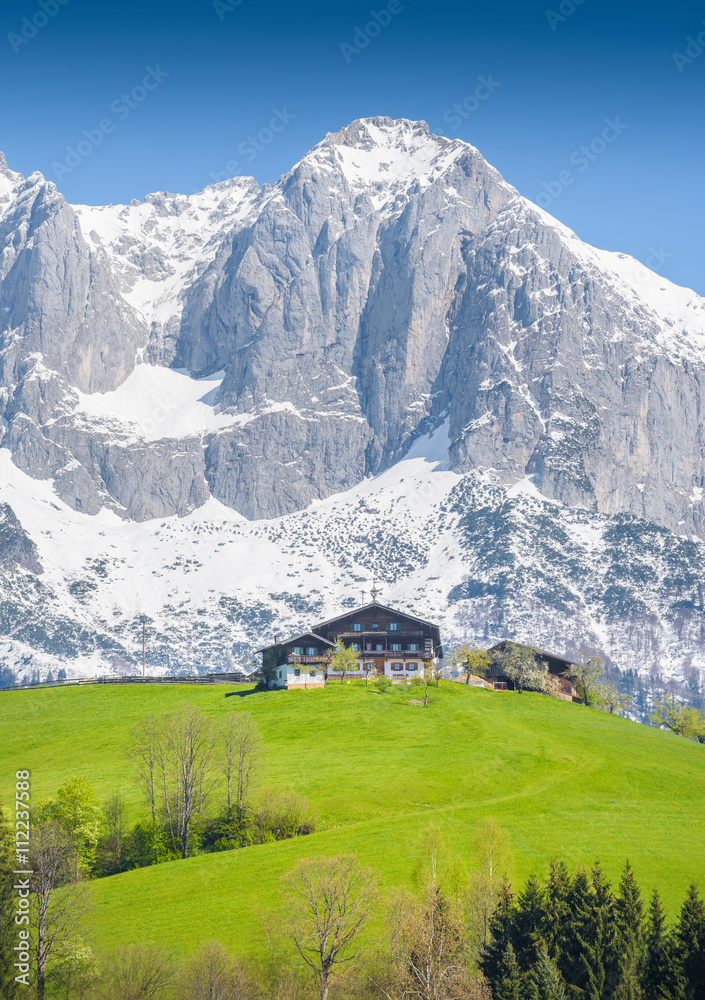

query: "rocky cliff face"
left=0, top=119, right=704, bottom=684
left=0, top=119, right=702, bottom=532
left=0, top=119, right=705, bottom=536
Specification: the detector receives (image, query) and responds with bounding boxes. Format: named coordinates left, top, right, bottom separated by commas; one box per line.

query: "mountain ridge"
left=0, top=117, right=703, bottom=684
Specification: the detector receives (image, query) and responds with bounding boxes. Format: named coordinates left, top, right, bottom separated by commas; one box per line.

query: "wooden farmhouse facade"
left=486, top=641, right=581, bottom=701
left=259, top=601, right=444, bottom=689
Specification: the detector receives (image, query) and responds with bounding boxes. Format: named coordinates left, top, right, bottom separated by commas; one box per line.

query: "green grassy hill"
left=1, top=680, right=703, bottom=956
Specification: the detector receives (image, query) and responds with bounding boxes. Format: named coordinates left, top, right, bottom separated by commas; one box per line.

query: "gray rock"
left=0, top=502, right=42, bottom=574
left=0, top=117, right=702, bottom=536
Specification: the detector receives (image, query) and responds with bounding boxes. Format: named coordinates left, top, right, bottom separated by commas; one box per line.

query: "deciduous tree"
left=650, top=694, right=705, bottom=744
left=46, top=938, right=98, bottom=1000
left=128, top=707, right=217, bottom=859
left=100, top=945, right=174, bottom=1000
left=0, top=800, right=20, bottom=999
left=594, top=683, right=632, bottom=716
left=330, top=638, right=360, bottom=684
left=467, top=819, right=513, bottom=960
left=36, top=776, right=102, bottom=876
left=29, top=820, right=88, bottom=1000
left=379, top=880, right=490, bottom=1000
left=565, top=649, right=604, bottom=706
left=284, top=853, right=377, bottom=1000
left=495, top=644, right=547, bottom=694
left=101, top=792, right=126, bottom=875
left=219, top=712, right=262, bottom=821
left=126, top=715, right=162, bottom=823
left=451, top=644, right=492, bottom=684
left=156, top=706, right=217, bottom=859
left=175, top=940, right=257, bottom=1000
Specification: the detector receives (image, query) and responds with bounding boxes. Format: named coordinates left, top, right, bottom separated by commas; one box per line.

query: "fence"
left=0, top=674, right=260, bottom=693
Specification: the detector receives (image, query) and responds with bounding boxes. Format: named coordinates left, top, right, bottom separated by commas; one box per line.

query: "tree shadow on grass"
left=224, top=686, right=287, bottom=699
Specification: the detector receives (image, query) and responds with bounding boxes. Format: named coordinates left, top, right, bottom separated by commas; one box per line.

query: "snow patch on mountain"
left=529, top=202, right=705, bottom=363
left=1, top=119, right=705, bottom=686
left=1, top=425, right=703, bottom=687
left=71, top=366, right=230, bottom=441
left=74, top=177, right=259, bottom=326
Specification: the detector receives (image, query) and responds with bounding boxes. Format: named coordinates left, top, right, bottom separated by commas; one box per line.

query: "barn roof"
left=488, top=640, right=578, bottom=668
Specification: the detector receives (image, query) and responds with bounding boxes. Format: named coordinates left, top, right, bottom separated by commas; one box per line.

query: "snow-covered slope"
left=74, top=178, right=259, bottom=328
left=1, top=427, right=703, bottom=689
left=0, top=117, right=704, bottom=688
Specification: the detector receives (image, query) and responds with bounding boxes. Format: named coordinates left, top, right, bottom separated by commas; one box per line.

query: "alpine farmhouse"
left=258, top=600, right=444, bottom=689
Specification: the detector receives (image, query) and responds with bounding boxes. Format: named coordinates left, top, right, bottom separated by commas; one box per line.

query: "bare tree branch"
left=283, top=854, right=377, bottom=1000
left=30, top=820, right=88, bottom=1000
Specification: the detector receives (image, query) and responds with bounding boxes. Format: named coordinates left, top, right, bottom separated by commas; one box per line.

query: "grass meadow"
left=1, top=679, right=703, bottom=956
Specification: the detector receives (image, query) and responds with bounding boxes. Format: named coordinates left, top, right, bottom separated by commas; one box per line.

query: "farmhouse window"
left=364, top=661, right=374, bottom=671
left=292, top=646, right=304, bottom=655
left=375, top=644, right=384, bottom=651
left=305, top=647, right=318, bottom=656
left=408, top=643, right=419, bottom=651
left=294, top=668, right=301, bottom=677
left=351, top=643, right=361, bottom=651
left=372, top=623, right=379, bottom=630
left=351, top=623, right=363, bottom=631
left=310, top=671, right=316, bottom=677
left=407, top=662, right=418, bottom=671
left=387, top=623, right=401, bottom=631
left=390, top=643, right=402, bottom=651
left=392, top=662, right=403, bottom=671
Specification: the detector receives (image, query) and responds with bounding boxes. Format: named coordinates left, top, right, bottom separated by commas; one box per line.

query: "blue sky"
left=0, top=0, right=703, bottom=293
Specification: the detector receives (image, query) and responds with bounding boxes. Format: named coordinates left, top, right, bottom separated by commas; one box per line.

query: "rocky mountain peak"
left=0, top=121, right=702, bottom=539
left=0, top=123, right=704, bottom=682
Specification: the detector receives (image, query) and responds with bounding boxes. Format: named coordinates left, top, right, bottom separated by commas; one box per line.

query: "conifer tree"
left=514, top=874, right=547, bottom=968
left=642, top=890, right=685, bottom=1000
left=614, top=860, right=645, bottom=998
left=543, top=861, right=572, bottom=964
left=524, top=949, right=568, bottom=1000
left=678, top=883, right=705, bottom=1000
left=494, top=944, right=523, bottom=1000
left=560, top=869, right=593, bottom=990
left=617, top=861, right=645, bottom=946
left=563, top=863, right=618, bottom=998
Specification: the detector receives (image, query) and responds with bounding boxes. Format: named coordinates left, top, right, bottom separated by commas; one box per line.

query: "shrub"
left=251, top=788, right=316, bottom=843
left=122, top=822, right=179, bottom=869
left=200, top=807, right=255, bottom=853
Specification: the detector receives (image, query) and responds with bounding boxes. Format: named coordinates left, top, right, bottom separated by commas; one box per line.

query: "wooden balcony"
left=358, top=651, right=433, bottom=661
left=287, top=654, right=328, bottom=664
left=337, top=631, right=425, bottom=639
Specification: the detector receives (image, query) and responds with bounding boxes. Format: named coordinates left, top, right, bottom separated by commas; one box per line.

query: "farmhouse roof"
left=312, top=601, right=441, bottom=632
left=255, top=631, right=334, bottom=654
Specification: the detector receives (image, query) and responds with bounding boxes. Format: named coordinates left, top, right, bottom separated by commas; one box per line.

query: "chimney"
left=275, top=635, right=281, bottom=645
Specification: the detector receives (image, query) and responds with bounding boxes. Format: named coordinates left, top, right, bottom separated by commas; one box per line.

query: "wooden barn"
left=487, top=641, right=581, bottom=700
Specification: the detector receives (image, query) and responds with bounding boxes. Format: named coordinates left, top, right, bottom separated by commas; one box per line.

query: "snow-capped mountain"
left=0, top=119, right=703, bottom=685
